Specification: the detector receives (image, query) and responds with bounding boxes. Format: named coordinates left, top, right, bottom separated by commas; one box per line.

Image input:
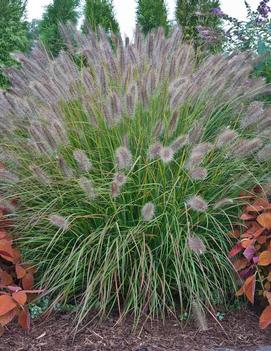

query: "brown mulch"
left=1, top=308, right=271, bottom=351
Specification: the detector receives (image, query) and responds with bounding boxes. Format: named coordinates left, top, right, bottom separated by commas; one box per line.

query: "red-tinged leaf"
left=229, top=243, right=243, bottom=257
left=241, top=213, right=256, bottom=221
left=253, top=228, right=266, bottom=238
left=257, top=213, right=271, bottom=229
left=258, top=251, right=271, bottom=266
left=260, top=305, right=271, bottom=329
left=241, top=238, right=255, bottom=249
left=243, top=275, right=256, bottom=304
left=0, top=230, right=8, bottom=240
left=228, top=230, right=240, bottom=239
left=236, top=286, right=244, bottom=297
left=12, top=291, right=27, bottom=305
left=0, top=240, right=14, bottom=262
left=233, top=258, right=248, bottom=271
left=266, top=291, right=271, bottom=304
left=0, top=309, right=17, bottom=327
left=257, top=235, right=267, bottom=244
left=246, top=205, right=265, bottom=213
left=22, top=272, right=34, bottom=290
left=15, top=264, right=26, bottom=279
left=253, top=198, right=270, bottom=208
left=243, top=246, right=255, bottom=261
left=0, top=295, right=17, bottom=316
left=18, top=307, right=30, bottom=331
left=12, top=249, right=21, bottom=264
left=0, top=271, right=13, bottom=286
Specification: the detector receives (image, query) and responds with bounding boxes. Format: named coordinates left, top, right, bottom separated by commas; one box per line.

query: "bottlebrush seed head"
left=188, top=235, right=206, bottom=254
left=30, top=165, right=51, bottom=185
left=216, top=128, right=238, bottom=148
left=189, top=167, right=208, bottom=181
left=115, top=146, right=132, bottom=170
left=159, top=147, right=174, bottom=164
left=113, top=173, right=127, bottom=186
left=141, top=202, right=155, bottom=222
left=73, top=149, right=92, bottom=172
left=187, top=195, right=208, bottom=212
left=78, top=176, right=96, bottom=200
left=148, top=143, right=162, bottom=160
left=49, top=214, right=70, bottom=231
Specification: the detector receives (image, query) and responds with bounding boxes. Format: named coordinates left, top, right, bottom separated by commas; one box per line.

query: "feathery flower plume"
left=0, top=170, right=19, bottom=183
left=147, top=143, right=162, bottom=160
left=213, top=198, right=234, bottom=209
left=188, top=123, right=203, bottom=144
left=57, top=157, right=73, bottom=178
left=141, top=202, right=155, bottom=222
left=168, top=111, right=179, bottom=136
left=49, top=214, right=70, bottom=231
left=73, top=149, right=92, bottom=172
left=159, top=146, right=174, bottom=164
left=187, top=195, right=208, bottom=212
left=115, top=146, right=133, bottom=170
left=241, top=101, right=265, bottom=128
left=113, top=173, right=127, bottom=186
left=192, top=301, right=208, bottom=331
left=232, top=138, right=263, bottom=157
left=188, top=235, right=206, bottom=255
left=30, top=165, right=51, bottom=185
left=78, top=177, right=96, bottom=200
left=111, top=181, right=120, bottom=198
left=170, top=135, right=188, bottom=153
left=257, top=144, right=271, bottom=161
left=189, top=167, right=208, bottom=181
left=152, top=121, right=164, bottom=138
left=216, top=128, right=238, bottom=148
left=186, top=143, right=212, bottom=169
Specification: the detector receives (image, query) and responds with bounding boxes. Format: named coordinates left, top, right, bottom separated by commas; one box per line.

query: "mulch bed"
left=1, top=308, right=271, bottom=351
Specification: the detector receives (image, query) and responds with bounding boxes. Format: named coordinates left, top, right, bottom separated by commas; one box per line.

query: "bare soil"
left=1, top=308, right=271, bottom=351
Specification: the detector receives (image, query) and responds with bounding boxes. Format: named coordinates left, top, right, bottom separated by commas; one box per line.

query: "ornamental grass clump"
left=0, top=25, right=271, bottom=327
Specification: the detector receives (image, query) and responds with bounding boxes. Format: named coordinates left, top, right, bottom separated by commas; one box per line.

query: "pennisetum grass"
left=0, top=25, right=271, bottom=331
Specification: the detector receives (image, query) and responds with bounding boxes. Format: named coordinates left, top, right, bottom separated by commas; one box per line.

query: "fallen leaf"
left=229, top=243, right=243, bottom=257
left=15, top=264, right=26, bottom=279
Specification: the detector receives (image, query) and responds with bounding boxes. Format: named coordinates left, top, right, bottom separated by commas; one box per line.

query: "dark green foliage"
left=136, top=0, right=169, bottom=35
left=82, top=0, right=119, bottom=34
left=39, top=0, right=80, bottom=56
left=0, top=0, right=28, bottom=87
left=175, top=0, right=222, bottom=49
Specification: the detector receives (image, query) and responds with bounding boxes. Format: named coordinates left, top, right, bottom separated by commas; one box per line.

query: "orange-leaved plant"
left=0, top=165, right=40, bottom=335
left=229, top=186, right=271, bottom=329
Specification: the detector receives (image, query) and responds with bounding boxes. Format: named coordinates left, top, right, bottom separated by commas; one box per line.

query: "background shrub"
left=0, top=27, right=271, bottom=328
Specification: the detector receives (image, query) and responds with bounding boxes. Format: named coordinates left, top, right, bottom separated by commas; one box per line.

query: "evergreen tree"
left=0, top=0, right=28, bottom=87
left=136, top=0, right=169, bottom=35
left=175, top=0, right=222, bottom=49
left=39, top=0, right=80, bottom=56
left=82, top=0, right=119, bottom=34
